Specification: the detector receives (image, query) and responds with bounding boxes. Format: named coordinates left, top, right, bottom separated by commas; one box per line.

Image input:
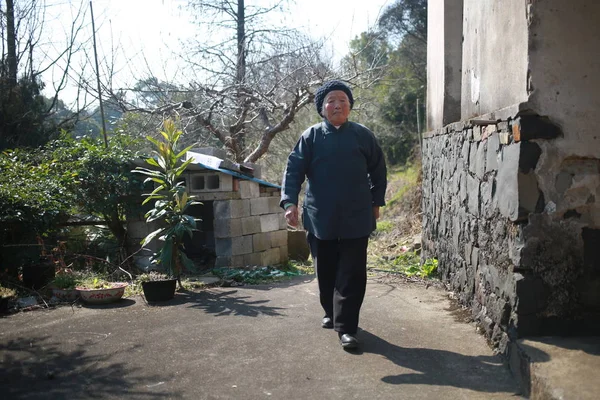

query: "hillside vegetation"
left=367, top=160, right=438, bottom=280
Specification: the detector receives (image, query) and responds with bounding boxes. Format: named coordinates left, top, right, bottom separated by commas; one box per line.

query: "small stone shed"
left=129, top=148, right=288, bottom=270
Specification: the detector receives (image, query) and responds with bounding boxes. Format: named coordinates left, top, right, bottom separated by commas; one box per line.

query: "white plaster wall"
left=461, top=0, right=529, bottom=119
left=527, top=0, right=600, bottom=228
left=427, top=0, right=445, bottom=130
left=527, top=0, right=600, bottom=156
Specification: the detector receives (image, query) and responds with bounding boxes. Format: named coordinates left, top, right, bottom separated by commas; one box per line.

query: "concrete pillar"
left=427, top=0, right=463, bottom=130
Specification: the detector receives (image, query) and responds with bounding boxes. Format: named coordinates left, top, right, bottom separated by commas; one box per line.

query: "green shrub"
left=50, top=271, right=80, bottom=289
left=376, top=220, right=394, bottom=233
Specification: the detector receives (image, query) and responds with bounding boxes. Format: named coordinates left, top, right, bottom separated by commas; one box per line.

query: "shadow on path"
left=0, top=335, right=180, bottom=399
left=172, top=289, right=286, bottom=317
left=356, top=330, right=523, bottom=395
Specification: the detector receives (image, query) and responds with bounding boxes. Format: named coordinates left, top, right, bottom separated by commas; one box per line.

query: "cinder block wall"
left=213, top=181, right=288, bottom=268
left=422, top=112, right=600, bottom=352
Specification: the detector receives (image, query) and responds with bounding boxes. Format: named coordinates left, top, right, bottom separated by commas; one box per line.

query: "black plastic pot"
left=0, top=297, right=10, bottom=314
left=142, top=279, right=177, bottom=302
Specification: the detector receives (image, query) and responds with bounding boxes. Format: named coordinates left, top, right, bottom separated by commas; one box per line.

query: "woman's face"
left=323, top=90, right=350, bottom=126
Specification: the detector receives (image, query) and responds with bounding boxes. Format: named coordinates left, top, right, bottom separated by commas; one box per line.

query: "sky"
left=40, top=0, right=392, bottom=105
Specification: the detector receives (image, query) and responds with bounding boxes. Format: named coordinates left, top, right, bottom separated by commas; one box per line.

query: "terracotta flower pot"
left=77, top=283, right=128, bottom=304
left=141, top=279, right=177, bottom=302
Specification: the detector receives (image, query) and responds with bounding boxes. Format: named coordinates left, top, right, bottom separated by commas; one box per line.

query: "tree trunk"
left=235, top=0, right=247, bottom=154
left=6, top=0, right=18, bottom=87
left=106, top=210, right=134, bottom=271
left=236, top=0, right=246, bottom=86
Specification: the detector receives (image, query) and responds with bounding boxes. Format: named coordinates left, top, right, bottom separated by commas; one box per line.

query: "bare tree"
left=108, top=0, right=383, bottom=164
left=0, top=0, right=93, bottom=149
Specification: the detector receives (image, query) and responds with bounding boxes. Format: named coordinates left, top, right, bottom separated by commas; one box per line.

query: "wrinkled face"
left=322, top=90, right=351, bottom=126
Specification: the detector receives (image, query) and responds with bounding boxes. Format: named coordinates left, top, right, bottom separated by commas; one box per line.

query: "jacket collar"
left=322, top=119, right=350, bottom=133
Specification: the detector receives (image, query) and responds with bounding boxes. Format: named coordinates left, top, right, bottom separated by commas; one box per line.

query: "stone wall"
left=213, top=180, right=288, bottom=268
left=422, top=111, right=600, bottom=352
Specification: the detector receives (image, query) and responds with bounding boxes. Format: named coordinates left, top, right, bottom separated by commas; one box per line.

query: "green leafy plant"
left=136, top=271, right=170, bottom=283
left=75, top=274, right=113, bottom=289
left=50, top=271, right=80, bottom=290
left=420, top=258, right=438, bottom=278
left=134, top=119, right=200, bottom=288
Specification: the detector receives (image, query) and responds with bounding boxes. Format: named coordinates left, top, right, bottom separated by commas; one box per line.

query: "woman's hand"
left=373, top=206, right=380, bottom=220
left=285, top=204, right=299, bottom=227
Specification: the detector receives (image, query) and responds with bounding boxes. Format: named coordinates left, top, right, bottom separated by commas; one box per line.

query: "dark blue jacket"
left=281, top=120, right=387, bottom=240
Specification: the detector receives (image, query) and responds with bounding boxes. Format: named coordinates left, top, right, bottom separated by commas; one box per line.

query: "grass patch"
left=369, top=251, right=438, bottom=279
left=376, top=220, right=394, bottom=233
left=385, top=163, right=421, bottom=212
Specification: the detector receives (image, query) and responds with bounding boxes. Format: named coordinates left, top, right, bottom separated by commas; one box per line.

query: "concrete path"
left=0, top=275, right=521, bottom=399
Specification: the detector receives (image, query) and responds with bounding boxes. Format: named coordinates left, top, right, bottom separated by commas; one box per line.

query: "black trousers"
left=307, top=232, right=369, bottom=334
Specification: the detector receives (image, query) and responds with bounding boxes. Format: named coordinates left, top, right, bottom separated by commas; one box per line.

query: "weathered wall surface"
left=424, top=0, right=600, bottom=348
left=461, top=0, right=529, bottom=119
left=423, top=118, right=520, bottom=352
left=525, top=0, right=600, bottom=227
left=422, top=114, right=599, bottom=352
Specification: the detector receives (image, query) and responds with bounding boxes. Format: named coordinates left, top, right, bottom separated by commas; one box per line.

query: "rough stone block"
left=260, top=214, right=281, bottom=232
left=279, top=246, right=289, bottom=263
left=214, top=218, right=242, bottom=238
left=244, top=252, right=262, bottom=267
left=499, top=132, right=510, bottom=145
left=473, top=125, right=482, bottom=141
left=215, top=235, right=253, bottom=256
left=214, top=255, right=245, bottom=268
left=480, top=179, right=497, bottom=219
left=214, top=199, right=250, bottom=219
left=486, top=133, right=500, bottom=172
left=270, top=230, right=288, bottom=248
left=279, top=212, right=287, bottom=230
left=241, top=216, right=261, bottom=235
left=461, top=140, right=471, bottom=165
left=469, top=143, right=478, bottom=175
left=471, top=247, right=480, bottom=270
left=267, top=197, right=281, bottom=213
left=475, top=141, right=486, bottom=179
left=250, top=197, right=270, bottom=215
left=497, top=144, right=520, bottom=221
left=239, top=180, right=260, bottom=199
left=253, top=232, right=271, bottom=252
left=467, top=175, right=480, bottom=216
left=261, top=248, right=281, bottom=266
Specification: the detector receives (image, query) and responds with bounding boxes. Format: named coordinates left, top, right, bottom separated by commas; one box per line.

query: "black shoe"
left=321, top=316, right=333, bottom=329
left=339, top=333, right=359, bottom=349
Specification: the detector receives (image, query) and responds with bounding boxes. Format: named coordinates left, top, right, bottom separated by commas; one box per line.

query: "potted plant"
left=0, top=285, right=17, bottom=314
left=137, top=271, right=176, bottom=302
left=134, top=119, right=200, bottom=302
left=75, top=274, right=128, bottom=305
left=49, top=270, right=80, bottom=301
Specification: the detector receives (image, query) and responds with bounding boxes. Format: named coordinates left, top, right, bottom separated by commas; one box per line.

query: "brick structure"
left=129, top=148, right=288, bottom=270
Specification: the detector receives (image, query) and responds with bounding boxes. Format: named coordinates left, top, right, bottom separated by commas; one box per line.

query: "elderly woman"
left=280, top=80, right=387, bottom=350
